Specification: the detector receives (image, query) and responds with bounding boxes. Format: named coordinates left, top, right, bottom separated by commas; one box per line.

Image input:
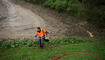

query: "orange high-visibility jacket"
left=35, top=29, right=46, bottom=39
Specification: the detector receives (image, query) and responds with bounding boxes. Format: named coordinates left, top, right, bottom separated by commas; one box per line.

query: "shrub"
left=66, top=0, right=84, bottom=17
left=0, top=37, right=89, bottom=48
left=53, top=0, right=68, bottom=12
left=44, top=0, right=68, bottom=12
left=0, top=40, right=38, bottom=48
left=49, top=37, right=89, bottom=45
left=24, top=0, right=45, bottom=4
left=43, top=0, right=54, bottom=8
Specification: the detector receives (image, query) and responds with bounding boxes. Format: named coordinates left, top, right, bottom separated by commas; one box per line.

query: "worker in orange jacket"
left=34, top=27, right=49, bottom=48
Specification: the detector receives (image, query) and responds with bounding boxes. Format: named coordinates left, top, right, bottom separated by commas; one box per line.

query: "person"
left=34, top=27, right=49, bottom=48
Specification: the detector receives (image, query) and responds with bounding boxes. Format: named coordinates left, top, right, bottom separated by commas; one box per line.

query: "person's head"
left=37, top=27, right=41, bottom=32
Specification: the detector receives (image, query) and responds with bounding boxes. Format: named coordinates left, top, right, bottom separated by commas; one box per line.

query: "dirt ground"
left=0, top=0, right=104, bottom=40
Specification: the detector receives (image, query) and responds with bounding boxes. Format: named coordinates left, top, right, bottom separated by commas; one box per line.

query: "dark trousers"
left=39, top=35, right=49, bottom=48
left=39, top=37, right=44, bottom=48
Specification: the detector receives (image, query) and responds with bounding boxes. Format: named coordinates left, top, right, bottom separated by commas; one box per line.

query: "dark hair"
left=37, top=27, right=41, bottom=29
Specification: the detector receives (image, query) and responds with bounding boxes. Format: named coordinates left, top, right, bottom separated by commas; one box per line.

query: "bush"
left=53, top=0, right=68, bottom=12
left=24, top=0, right=45, bottom=4
left=43, top=0, right=85, bottom=17
left=49, top=37, right=89, bottom=45
left=66, top=0, right=84, bottom=17
left=43, top=0, right=54, bottom=8
left=84, top=0, right=105, bottom=29
left=0, top=40, right=38, bottom=48
left=0, top=37, right=89, bottom=48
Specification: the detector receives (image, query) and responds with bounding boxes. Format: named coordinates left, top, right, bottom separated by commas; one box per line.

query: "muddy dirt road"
left=0, top=0, right=98, bottom=40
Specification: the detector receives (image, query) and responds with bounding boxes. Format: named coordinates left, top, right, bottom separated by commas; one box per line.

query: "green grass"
left=0, top=41, right=105, bottom=60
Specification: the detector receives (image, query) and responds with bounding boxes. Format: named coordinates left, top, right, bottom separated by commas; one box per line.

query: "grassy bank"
left=0, top=41, right=105, bottom=60
left=0, top=37, right=105, bottom=60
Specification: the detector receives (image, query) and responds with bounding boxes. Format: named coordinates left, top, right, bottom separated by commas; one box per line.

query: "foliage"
left=0, top=40, right=38, bottom=48
left=24, top=0, right=45, bottom=4
left=43, top=0, right=54, bottom=8
left=66, top=0, right=84, bottom=17
left=43, top=0, right=84, bottom=15
left=49, top=37, right=88, bottom=45
left=44, top=0, right=68, bottom=12
left=0, top=37, right=89, bottom=48
left=84, top=0, right=105, bottom=29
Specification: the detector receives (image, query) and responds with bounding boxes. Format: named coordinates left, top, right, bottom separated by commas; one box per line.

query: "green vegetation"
left=0, top=37, right=89, bottom=48
left=24, top=0, right=105, bottom=29
left=0, top=40, right=105, bottom=60
left=24, top=0, right=44, bottom=4
left=43, top=0, right=84, bottom=18
left=84, top=0, right=105, bottom=29
left=0, top=37, right=105, bottom=60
